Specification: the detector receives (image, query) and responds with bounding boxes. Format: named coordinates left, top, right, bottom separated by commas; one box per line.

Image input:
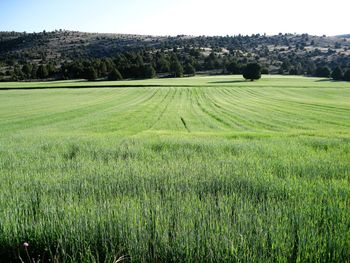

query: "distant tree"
left=305, top=61, right=316, bottom=76
left=99, top=61, right=108, bottom=77
left=84, top=66, right=97, bottom=80
left=135, top=54, right=144, bottom=66
left=204, top=52, right=219, bottom=70
left=156, top=57, right=170, bottom=73
left=122, top=64, right=156, bottom=79
left=343, top=69, right=350, bottom=81
left=261, top=67, right=269, bottom=74
left=14, top=66, right=25, bottom=80
left=226, top=61, right=241, bottom=74
left=46, top=63, right=56, bottom=77
left=11, top=72, right=19, bottom=81
left=315, top=66, right=331, bottom=78
left=289, top=68, right=298, bottom=75
left=31, top=65, right=38, bottom=79
left=142, top=64, right=156, bottom=79
left=37, top=65, right=48, bottom=79
left=189, top=48, right=201, bottom=58
left=281, top=61, right=291, bottom=72
left=108, top=68, right=123, bottom=81
left=22, top=64, right=33, bottom=78
left=170, top=56, right=183, bottom=77
left=104, top=58, right=114, bottom=73
left=184, top=63, right=196, bottom=76
left=243, top=62, right=261, bottom=81
left=331, top=67, right=344, bottom=80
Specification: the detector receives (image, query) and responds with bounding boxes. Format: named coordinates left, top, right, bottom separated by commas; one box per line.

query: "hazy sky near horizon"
left=1, top=0, right=349, bottom=36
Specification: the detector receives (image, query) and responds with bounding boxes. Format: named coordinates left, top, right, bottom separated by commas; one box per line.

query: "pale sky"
left=0, top=0, right=349, bottom=36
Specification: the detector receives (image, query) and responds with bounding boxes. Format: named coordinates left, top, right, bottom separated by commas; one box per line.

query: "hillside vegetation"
left=1, top=31, right=350, bottom=81
left=0, top=76, right=349, bottom=262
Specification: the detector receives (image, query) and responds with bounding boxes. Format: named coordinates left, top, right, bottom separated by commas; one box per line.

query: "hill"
left=336, top=34, right=350, bottom=38
left=0, top=31, right=350, bottom=81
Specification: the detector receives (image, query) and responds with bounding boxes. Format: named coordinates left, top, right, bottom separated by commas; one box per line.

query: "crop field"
left=0, top=76, right=349, bottom=262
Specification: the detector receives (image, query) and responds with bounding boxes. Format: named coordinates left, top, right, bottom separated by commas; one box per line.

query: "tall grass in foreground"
left=0, top=136, right=349, bottom=262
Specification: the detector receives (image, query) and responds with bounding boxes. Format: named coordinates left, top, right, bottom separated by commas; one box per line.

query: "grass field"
left=0, top=75, right=349, bottom=262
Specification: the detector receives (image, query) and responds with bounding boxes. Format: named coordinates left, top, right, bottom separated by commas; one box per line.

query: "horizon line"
left=1, top=29, right=349, bottom=38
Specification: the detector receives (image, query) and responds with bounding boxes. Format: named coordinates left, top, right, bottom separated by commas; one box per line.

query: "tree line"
left=0, top=47, right=349, bottom=82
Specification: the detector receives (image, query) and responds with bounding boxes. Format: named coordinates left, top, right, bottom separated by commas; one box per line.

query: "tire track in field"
left=177, top=88, right=193, bottom=132
left=202, top=88, right=270, bottom=130
left=189, top=88, right=220, bottom=130
left=193, top=88, right=233, bottom=129
left=0, top=89, right=127, bottom=123
left=204, top=93, right=251, bottom=130
left=176, top=87, right=202, bottom=132
left=236, top=89, right=311, bottom=130
left=148, top=88, right=176, bottom=130
left=212, top=88, right=291, bottom=131
left=1, top=89, right=159, bottom=135
left=82, top=88, right=162, bottom=133
left=0, top=90, right=128, bottom=134
left=215, top=88, right=316, bottom=131
left=51, top=88, right=158, bottom=129
left=239, top=88, right=333, bottom=131
left=238, top=88, right=350, bottom=129
left=248, top=88, right=350, bottom=129
left=246, top=88, right=350, bottom=115
left=206, top=89, right=257, bottom=128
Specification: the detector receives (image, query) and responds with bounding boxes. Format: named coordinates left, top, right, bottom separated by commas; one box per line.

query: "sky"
left=0, top=0, right=349, bottom=36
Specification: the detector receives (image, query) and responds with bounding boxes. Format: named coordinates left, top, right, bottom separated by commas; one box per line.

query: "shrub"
left=331, top=67, right=343, bottom=81
left=243, top=62, right=261, bottom=81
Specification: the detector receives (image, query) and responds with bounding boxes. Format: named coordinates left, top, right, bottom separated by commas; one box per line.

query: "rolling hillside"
left=1, top=31, right=350, bottom=81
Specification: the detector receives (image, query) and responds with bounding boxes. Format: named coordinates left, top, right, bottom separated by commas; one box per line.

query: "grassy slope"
left=0, top=76, right=349, bottom=262
left=1, top=76, right=349, bottom=137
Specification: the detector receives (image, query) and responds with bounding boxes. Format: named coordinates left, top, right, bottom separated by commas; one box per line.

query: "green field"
left=0, top=76, right=349, bottom=262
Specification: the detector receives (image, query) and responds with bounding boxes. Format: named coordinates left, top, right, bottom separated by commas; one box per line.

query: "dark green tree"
left=184, top=63, right=196, bottom=76
left=289, top=68, right=298, bottom=75
left=99, top=61, right=108, bottom=77
left=226, top=61, right=241, bottom=74
left=14, top=66, right=24, bottom=80
left=331, top=67, right=343, bottom=80
left=84, top=67, right=97, bottom=80
left=108, top=68, right=123, bottom=81
left=22, top=64, right=33, bottom=78
left=46, top=63, right=56, bottom=77
left=243, top=62, right=261, bottom=81
left=204, top=52, right=219, bottom=70
left=31, top=65, right=38, bottom=79
left=281, top=61, right=291, bottom=73
left=170, top=56, right=183, bottom=77
left=315, top=66, right=331, bottom=78
left=37, top=65, right=48, bottom=79
left=142, top=64, right=156, bottom=79
left=156, top=57, right=170, bottom=73
left=135, top=54, right=144, bottom=66
left=343, top=69, right=350, bottom=81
